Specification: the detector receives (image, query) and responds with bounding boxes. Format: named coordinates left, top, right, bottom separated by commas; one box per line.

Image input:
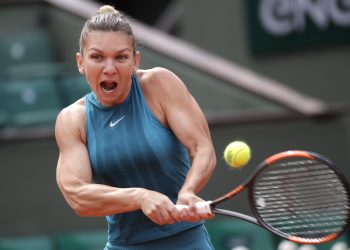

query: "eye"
left=90, top=54, right=103, bottom=62
left=116, top=55, right=128, bottom=61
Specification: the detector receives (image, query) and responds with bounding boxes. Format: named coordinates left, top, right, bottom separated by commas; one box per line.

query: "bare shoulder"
left=55, top=98, right=86, bottom=144
left=137, top=67, right=187, bottom=94
left=136, top=68, right=189, bottom=126
left=56, top=98, right=85, bottom=125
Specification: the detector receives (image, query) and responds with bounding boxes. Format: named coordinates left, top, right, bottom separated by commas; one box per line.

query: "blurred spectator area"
left=0, top=0, right=182, bottom=138
left=0, top=1, right=90, bottom=134
left=0, top=0, right=284, bottom=138
left=2, top=0, right=347, bottom=138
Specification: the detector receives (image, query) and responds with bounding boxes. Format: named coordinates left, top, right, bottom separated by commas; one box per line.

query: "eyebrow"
left=88, top=47, right=132, bottom=54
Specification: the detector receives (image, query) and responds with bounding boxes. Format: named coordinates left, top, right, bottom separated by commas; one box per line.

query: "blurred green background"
left=0, top=0, right=349, bottom=249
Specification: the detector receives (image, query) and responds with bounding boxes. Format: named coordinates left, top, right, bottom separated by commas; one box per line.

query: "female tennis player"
left=55, top=5, right=216, bottom=250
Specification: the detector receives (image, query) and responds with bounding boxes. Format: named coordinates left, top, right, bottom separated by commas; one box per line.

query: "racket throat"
left=213, top=208, right=259, bottom=225
left=212, top=185, right=244, bottom=204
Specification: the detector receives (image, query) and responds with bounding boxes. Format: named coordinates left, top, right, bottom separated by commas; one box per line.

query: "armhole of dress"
left=133, top=74, right=172, bottom=133
left=84, top=94, right=90, bottom=141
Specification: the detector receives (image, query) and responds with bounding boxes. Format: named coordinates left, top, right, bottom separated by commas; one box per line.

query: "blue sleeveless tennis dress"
left=85, top=74, right=213, bottom=249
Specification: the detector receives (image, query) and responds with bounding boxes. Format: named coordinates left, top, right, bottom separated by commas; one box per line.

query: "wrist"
left=178, top=187, right=195, bottom=196
left=137, top=188, right=150, bottom=208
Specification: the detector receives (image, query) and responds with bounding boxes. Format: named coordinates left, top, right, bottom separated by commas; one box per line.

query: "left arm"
left=147, top=68, right=217, bottom=220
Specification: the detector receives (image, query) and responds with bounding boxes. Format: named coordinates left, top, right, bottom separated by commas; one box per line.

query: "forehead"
left=84, top=31, right=133, bottom=51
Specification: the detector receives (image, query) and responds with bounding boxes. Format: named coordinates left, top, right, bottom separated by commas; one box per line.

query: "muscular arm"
left=55, top=104, right=178, bottom=224
left=150, top=68, right=216, bottom=207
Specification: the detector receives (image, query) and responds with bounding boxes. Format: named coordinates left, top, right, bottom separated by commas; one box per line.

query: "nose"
left=103, top=59, right=117, bottom=75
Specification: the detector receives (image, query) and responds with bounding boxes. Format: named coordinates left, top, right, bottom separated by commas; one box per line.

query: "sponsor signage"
left=246, top=0, right=350, bottom=54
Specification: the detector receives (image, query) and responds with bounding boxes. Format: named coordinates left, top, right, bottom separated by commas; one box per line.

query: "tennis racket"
left=176, top=150, right=350, bottom=244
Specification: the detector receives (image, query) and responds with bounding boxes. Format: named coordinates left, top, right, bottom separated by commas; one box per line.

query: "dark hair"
left=79, top=5, right=136, bottom=55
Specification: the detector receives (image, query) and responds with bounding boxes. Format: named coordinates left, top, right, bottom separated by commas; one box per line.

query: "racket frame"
left=209, top=150, right=350, bottom=244
left=248, top=151, right=350, bottom=244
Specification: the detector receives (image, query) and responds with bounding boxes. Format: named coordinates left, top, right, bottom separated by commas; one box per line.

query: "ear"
left=133, top=51, right=141, bottom=72
left=76, top=53, right=85, bottom=75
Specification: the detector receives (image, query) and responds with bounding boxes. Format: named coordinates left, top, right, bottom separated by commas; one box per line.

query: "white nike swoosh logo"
left=109, top=115, right=126, bottom=127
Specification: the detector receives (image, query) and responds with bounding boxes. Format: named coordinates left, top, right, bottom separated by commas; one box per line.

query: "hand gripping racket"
left=176, top=150, right=350, bottom=244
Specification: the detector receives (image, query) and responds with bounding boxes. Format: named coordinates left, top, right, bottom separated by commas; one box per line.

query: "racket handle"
left=175, top=201, right=212, bottom=215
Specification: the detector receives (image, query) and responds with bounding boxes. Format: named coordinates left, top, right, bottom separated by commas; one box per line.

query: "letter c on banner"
left=259, top=0, right=294, bottom=36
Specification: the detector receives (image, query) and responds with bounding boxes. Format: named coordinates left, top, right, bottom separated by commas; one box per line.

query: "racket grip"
left=175, top=201, right=212, bottom=215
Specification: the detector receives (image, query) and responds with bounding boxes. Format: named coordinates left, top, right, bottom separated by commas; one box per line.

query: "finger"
left=174, top=204, right=189, bottom=221
left=158, top=207, right=177, bottom=225
left=163, top=210, right=176, bottom=224
left=175, top=204, right=202, bottom=222
left=182, top=208, right=200, bottom=222
left=193, top=201, right=213, bottom=217
left=170, top=206, right=182, bottom=222
left=167, top=216, right=176, bottom=224
left=150, top=216, right=161, bottom=225
left=146, top=208, right=165, bottom=225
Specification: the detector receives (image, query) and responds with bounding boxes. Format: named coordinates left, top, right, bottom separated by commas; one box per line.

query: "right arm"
left=55, top=103, right=179, bottom=224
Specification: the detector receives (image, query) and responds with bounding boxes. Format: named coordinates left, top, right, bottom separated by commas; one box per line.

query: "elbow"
left=68, top=194, right=93, bottom=217
left=206, top=144, right=216, bottom=167
left=212, top=151, right=217, bottom=167
left=210, top=148, right=217, bottom=172
left=203, top=144, right=216, bottom=177
left=57, top=178, right=91, bottom=216
left=73, top=205, right=91, bottom=217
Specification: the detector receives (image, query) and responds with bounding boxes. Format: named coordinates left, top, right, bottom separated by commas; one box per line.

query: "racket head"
left=248, top=150, right=350, bottom=244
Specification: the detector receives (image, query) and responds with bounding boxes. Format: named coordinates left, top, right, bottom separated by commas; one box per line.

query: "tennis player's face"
left=77, top=31, right=140, bottom=107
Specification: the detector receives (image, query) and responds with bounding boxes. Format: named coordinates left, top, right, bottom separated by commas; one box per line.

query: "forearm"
left=180, top=144, right=216, bottom=194
left=60, top=180, right=147, bottom=217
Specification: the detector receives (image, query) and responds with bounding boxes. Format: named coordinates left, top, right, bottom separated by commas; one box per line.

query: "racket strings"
left=255, top=182, right=346, bottom=195
left=258, top=172, right=341, bottom=187
left=256, top=188, right=346, bottom=202
left=259, top=199, right=347, bottom=214
left=255, top=179, right=344, bottom=197
left=262, top=213, right=347, bottom=226
left=258, top=206, right=348, bottom=229
left=252, top=158, right=350, bottom=240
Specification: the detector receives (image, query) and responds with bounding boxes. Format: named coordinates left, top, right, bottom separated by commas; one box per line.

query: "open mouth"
left=100, top=80, right=117, bottom=93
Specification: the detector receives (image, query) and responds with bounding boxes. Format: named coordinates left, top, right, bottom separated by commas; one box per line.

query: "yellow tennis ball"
left=224, top=141, right=251, bottom=168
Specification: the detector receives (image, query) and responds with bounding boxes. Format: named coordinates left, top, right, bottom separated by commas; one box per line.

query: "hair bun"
left=97, top=5, right=118, bottom=15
